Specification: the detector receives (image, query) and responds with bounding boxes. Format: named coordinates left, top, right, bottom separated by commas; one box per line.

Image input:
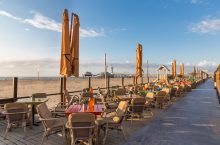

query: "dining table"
left=116, top=94, right=140, bottom=101
left=65, top=104, right=105, bottom=116
left=17, top=97, right=48, bottom=125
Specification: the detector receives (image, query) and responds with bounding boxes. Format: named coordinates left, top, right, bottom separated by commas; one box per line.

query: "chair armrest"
left=3, top=110, right=31, bottom=115
left=66, top=125, right=95, bottom=129
left=39, top=117, right=61, bottom=121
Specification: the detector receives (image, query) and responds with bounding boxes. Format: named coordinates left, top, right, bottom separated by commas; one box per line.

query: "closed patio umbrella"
left=136, top=43, right=143, bottom=84
left=60, top=9, right=72, bottom=77
left=70, top=14, right=80, bottom=77
left=172, top=60, right=176, bottom=78
left=182, top=63, right=184, bottom=78
left=193, top=66, right=196, bottom=79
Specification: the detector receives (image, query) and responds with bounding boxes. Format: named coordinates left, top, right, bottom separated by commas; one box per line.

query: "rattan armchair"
left=4, top=102, right=32, bottom=138
left=36, top=102, right=65, bottom=145
left=99, top=101, right=129, bottom=144
left=128, top=97, right=146, bottom=124
left=66, top=113, right=96, bottom=145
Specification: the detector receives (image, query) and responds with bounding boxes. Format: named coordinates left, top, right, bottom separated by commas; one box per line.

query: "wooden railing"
left=0, top=76, right=150, bottom=104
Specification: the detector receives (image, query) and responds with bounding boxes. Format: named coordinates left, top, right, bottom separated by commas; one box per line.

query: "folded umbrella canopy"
left=136, top=43, right=143, bottom=84
left=70, top=14, right=80, bottom=77
left=60, top=9, right=72, bottom=77
left=193, top=66, right=196, bottom=79
left=172, top=60, right=176, bottom=78
left=181, top=63, right=184, bottom=77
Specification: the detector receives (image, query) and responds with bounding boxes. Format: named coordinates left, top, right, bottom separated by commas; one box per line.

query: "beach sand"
left=0, top=77, right=155, bottom=108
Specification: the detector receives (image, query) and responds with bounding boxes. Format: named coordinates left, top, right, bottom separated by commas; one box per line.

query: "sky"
left=0, top=0, right=220, bottom=77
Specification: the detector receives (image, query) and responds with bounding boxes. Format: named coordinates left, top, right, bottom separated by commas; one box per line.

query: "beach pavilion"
left=156, top=65, right=170, bottom=83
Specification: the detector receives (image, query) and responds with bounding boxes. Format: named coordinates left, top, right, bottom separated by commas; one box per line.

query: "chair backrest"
left=156, top=96, right=164, bottom=103
left=81, top=92, right=93, bottom=98
left=36, top=103, right=53, bottom=128
left=82, top=88, right=90, bottom=93
left=4, top=103, right=28, bottom=123
left=114, top=88, right=126, bottom=96
left=131, top=98, right=146, bottom=113
left=146, top=92, right=155, bottom=99
left=64, top=90, right=72, bottom=103
left=157, top=91, right=167, bottom=97
left=116, top=101, right=128, bottom=116
left=67, top=113, right=95, bottom=140
left=162, top=88, right=170, bottom=94
left=32, top=93, right=47, bottom=98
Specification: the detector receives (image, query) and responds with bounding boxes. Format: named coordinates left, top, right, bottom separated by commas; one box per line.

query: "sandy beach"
left=0, top=77, right=155, bottom=108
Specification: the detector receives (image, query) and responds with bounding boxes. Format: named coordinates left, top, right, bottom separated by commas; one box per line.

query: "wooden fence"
left=0, top=76, right=153, bottom=104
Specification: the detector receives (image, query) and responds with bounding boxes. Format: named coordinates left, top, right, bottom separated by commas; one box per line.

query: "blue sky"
left=0, top=0, right=220, bottom=76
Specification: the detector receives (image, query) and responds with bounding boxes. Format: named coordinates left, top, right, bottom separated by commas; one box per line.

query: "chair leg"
left=88, top=138, right=93, bottom=145
left=62, top=126, right=66, bottom=145
left=40, top=131, right=47, bottom=145
left=4, top=123, right=11, bottom=139
left=120, top=126, right=126, bottom=141
left=103, top=126, right=108, bottom=145
left=22, top=121, right=26, bottom=132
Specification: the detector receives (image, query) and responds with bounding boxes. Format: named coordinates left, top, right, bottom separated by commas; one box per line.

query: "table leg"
left=32, top=104, right=40, bottom=126
left=32, top=104, right=35, bottom=125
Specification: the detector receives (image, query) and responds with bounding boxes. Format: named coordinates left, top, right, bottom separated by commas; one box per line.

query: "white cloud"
left=190, top=18, right=220, bottom=33
left=0, top=10, right=104, bottom=38
left=0, top=10, right=22, bottom=21
left=23, top=12, right=62, bottom=32
left=198, top=60, right=217, bottom=67
left=80, top=28, right=104, bottom=37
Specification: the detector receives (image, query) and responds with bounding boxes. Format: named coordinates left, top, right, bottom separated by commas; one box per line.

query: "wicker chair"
left=100, top=101, right=129, bottom=144
left=145, top=92, right=154, bottom=116
left=36, top=103, right=65, bottom=145
left=156, top=91, right=166, bottom=109
left=66, top=113, right=96, bottom=145
left=161, top=88, right=171, bottom=103
left=128, top=97, right=146, bottom=124
left=53, top=90, right=78, bottom=117
left=4, top=103, right=32, bottom=138
left=0, top=104, right=6, bottom=120
left=79, top=92, right=94, bottom=104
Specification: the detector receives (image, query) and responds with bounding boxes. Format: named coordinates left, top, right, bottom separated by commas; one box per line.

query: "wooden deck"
left=0, top=109, right=164, bottom=145
left=0, top=83, right=199, bottom=145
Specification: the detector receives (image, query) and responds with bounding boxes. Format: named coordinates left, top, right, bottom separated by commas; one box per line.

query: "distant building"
left=83, top=72, right=93, bottom=77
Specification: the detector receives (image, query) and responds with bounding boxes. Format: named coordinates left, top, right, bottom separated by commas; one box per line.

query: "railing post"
left=133, top=76, right=135, bottom=85
left=122, top=77, right=124, bottom=87
left=13, top=77, right=18, bottom=101
left=141, top=77, right=143, bottom=84
left=88, top=77, right=91, bottom=88
left=108, top=77, right=110, bottom=90
left=60, top=77, right=64, bottom=103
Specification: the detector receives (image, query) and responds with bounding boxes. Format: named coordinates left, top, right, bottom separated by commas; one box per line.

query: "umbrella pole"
left=63, top=76, right=67, bottom=105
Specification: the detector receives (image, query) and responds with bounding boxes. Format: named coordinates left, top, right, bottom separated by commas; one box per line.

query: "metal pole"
left=13, top=77, right=18, bottom=101
left=147, top=60, right=149, bottom=83
left=108, top=77, right=110, bottom=91
left=133, top=76, right=136, bottom=85
left=105, top=53, right=107, bottom=90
